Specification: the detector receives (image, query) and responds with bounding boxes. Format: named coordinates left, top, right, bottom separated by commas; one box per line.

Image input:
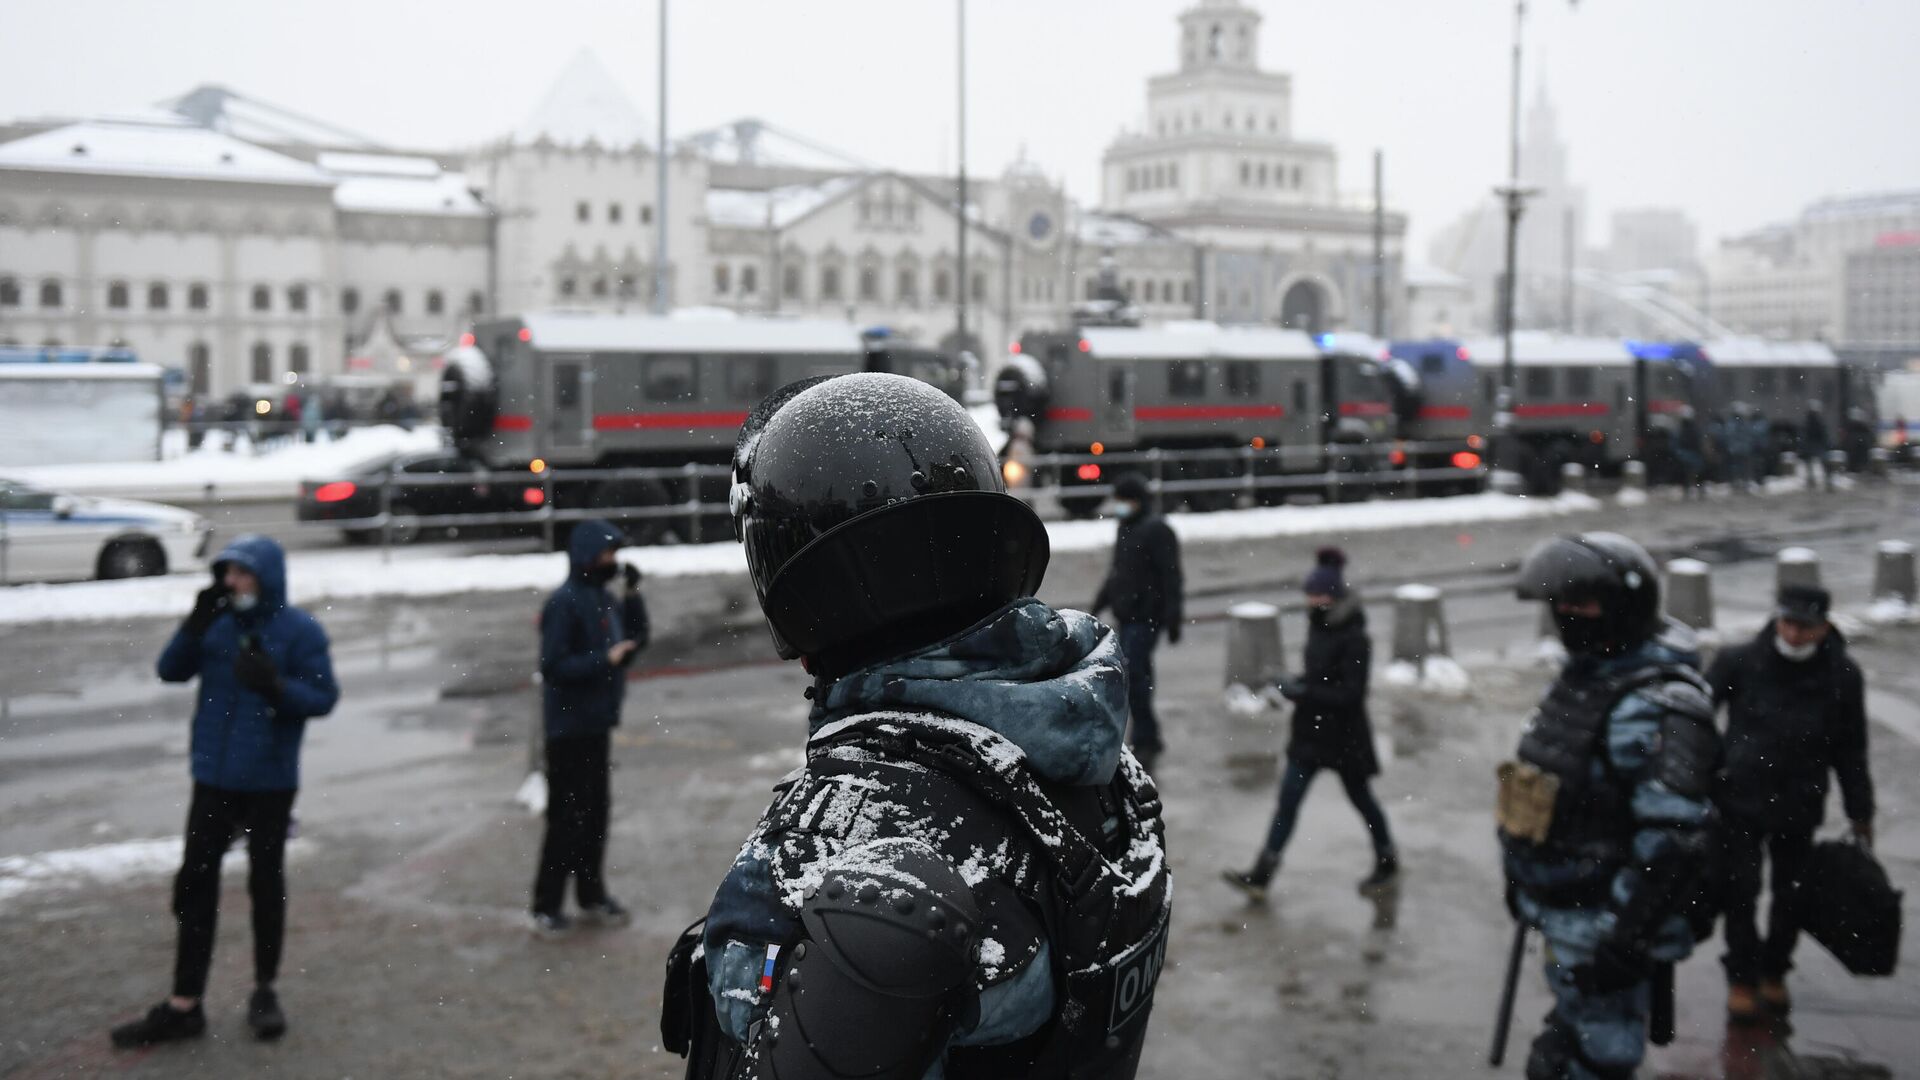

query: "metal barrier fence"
left=296, top=440, right=1485, bottom=554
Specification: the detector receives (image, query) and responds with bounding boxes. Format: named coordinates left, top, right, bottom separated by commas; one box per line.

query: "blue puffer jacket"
left=540, top=520, right=648, bottom=740
left=157, top=535, right=339, bottom=792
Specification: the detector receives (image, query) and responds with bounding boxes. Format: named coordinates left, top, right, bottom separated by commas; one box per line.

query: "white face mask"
left=1774, top=633, right=1818, bottom=662
left=231, top=591, right=259, bottom=613
left=1113, top=500, right=1140, bottom=520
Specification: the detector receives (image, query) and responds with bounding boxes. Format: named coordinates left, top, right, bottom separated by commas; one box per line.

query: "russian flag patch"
left=759, top=943, right=781, bottom=994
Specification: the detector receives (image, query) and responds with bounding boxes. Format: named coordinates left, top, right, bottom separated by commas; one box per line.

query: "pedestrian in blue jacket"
left=111, top=534, right=338, bottom=1049
left=531, top=519, right=649, bottom=935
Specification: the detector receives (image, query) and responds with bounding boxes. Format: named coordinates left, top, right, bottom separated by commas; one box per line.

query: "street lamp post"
left=954, top=0, right=968, bottom=355
left=653, top=0, right=670, bottom=315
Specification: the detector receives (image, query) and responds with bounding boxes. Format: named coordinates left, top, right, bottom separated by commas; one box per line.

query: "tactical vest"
left=667, top=711, right=1172, bottom=1080
left=1510, top=660, right=1715, bottom=867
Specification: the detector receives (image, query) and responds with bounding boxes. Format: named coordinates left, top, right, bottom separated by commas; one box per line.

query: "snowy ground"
left=0, top=490, right=1603, bottom=626
left=9, top=425, right=445, bottom=503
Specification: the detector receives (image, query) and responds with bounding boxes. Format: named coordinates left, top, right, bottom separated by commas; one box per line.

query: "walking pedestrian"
left=530, top=518, right=648, bottom=936
left=109, top=536, right=339, bottom=1048
left=1501, top=533, right=1719, bottom=1079
left=1222, top=547, right=1398, bottom=901
left=1800, top=402, right=1831, bottom=490
left=1721, top=405, right=1756, bottom=493
left=1706, top=584, right=1875, bottom=1023
left=1674, top=407, right=1706, bottom=500
left=1089, top=472, right=1184, bottom=774
left=666, top=374, right=1169, bottom=1077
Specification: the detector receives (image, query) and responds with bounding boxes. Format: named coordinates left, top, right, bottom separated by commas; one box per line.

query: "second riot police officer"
left=1500, top=533, right=1720, bottom=1080
left=662, top=373, right=1172, bottom=1079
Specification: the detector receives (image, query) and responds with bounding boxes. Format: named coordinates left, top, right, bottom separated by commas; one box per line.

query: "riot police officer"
left=1500, top=533, right=1719, bottom=1079
left=662, top=373, right=1172, bottom=1079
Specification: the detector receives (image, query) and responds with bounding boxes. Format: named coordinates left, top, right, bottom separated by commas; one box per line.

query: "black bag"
left=1801, top=839, right=1903, bottom=977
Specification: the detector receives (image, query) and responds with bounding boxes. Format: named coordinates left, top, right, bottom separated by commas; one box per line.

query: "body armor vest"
left=1511, top=661, right=1713, bottom=867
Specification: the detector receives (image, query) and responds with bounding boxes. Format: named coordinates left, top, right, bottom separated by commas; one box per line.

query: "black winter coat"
left=1706, top=625, right=1874, bottom=833
left=1285, top=601, right=1379, bottom=777
left=1091, top=512, right=1183, bottom=631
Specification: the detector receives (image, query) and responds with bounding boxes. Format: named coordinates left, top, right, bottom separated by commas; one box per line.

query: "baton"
left=1490, top=921, right=1529, bottom=1068
left=1650, top=962, right=1676, bottom=1047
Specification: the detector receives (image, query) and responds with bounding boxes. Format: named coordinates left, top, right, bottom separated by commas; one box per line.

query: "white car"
left=0, top=477, right=212, bottom=584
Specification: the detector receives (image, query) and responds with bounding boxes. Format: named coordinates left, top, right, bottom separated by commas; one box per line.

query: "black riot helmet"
left=1515, top=531, right=1662, bottom=657
left=730, top=372, right=1050, bottom=664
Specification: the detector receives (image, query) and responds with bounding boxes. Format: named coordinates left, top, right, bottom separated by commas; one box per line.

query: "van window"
left=726, top=355, right=777, bottom=400
left=1753, top=369, right=1776, bottom=393
left=1167, top=360, right=1208, bottom=399
left=1525, top=367, right=1555, bottom=396
left=1566, top=367, right=1595, bottom=398
left=645, top=357, right=698, bottom=402
left=1108, top=369, right=1128, bottom=403
left=1421, top=353, right=1447, bottom=376
left=1292, top=379, right=1308, bottom=413
left=1225, top=361, right=1261, bottom=398
left=553, top=365, right=580, bottom=408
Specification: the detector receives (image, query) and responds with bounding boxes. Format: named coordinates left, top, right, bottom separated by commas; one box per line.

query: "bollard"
left=1560, top=461, right=1587, bottom=495
left=1873, top=540, right=1917, bottom=603
left=1224, top=601, right=1285, bottom=689
left=1664, top=558, right=1715, bottom=630
left=1391, top=584, right=1451, bottom=667
left=1621, top=460, right=1648, bottom=492
left=1776, top=546, right=1821, bottom=592
left=1869, top=447, right=1893, bottom=479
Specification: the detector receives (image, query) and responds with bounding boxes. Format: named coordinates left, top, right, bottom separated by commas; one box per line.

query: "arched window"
left=148, top=282, right=169, bottom=310
left=558, top=278, right=576, bottom=299
left=189, top=342, right=211, bottom=395
left=820, top=265, right=842, bottom=301
left=287, top=284, right=308, bottom=312
left=713, top=264, right=731, bottom=295
left=741, top=266, right=758, bottom=295
left=590, top=278, right=607, bottom=299
left=289, top=343, right=310, bottom=374
left=251, top=285, right=271, bottom=312
left=894, top=268, right=913, bottom=304
left=1143, top=280, right=1157, bottom=303
left=782, top=264, right=802, bottom=299
left=466, top=290, right=485, bottom=314
left=608, top=203, right=623, bottom=224
left=1240, top=161, right=1252, bottom=186
left=107, top=280, right=130, bottom=309
left=640, top=204, right=653, bottom=225
left=427, top=289, right=446, bottom=313
left=0, top=277, right=18, bottom=307
left=576, top=201, right=590, bottom=223
left=934, top=269, right=952, bottom=302
left=1291, top=165, right=1303, bottom=188
left=858, top=267, right=879, bottom=302
left=341, top=287, right=359, bottom=314
left=39, top=279, right=61, bottom=308
left=383, top=288, right=402, bottom=313
left=251, top=342, right=273, bottom=383
left=189, top=283, right=210, bottom=310
left=1257, top=163, right=1269, bottom=186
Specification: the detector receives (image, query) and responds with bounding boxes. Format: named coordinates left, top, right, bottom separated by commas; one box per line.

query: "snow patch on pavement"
left=0, top=490, right=1601, bottom=626
left=0, top=837, right=313, bottom=910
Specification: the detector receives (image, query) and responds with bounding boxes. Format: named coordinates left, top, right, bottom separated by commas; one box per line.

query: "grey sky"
left=5, top=0, right=1916, bottom=257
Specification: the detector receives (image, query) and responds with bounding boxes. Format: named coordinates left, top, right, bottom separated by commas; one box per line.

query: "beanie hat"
left=1303, top=547, right=1348, bottom=598
left=1113, top=473, right=1152, bottom=503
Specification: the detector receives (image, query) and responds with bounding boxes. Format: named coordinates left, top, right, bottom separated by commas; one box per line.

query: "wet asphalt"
left=1, top=482, right=1917, bottom=1078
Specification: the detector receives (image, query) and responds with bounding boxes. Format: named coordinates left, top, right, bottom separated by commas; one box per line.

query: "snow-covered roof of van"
left=1701, top=338, right=1839, bottom=367
left=517, top=311, right=865, bottom=353
left=0, top=118, right=331, bottom=186
left=1458, top=334, right=1636, bottom=366
left=0, top=362, right=166, bottom=381
left=1080, top=322, right=1320, bottom=360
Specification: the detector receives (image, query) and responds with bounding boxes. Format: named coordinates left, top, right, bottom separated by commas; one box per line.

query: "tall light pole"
left=652, top=0, right=670, bottom=314
left=955, top=0, right=968, bottom=354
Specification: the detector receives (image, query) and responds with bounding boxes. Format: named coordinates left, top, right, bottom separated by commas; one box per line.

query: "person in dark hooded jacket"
left=1706, top=584, right=1874, bottom=1022
left=1223, top=548, right=1397, bottom=901
left=111, top=535, right=338, bottom=1049
left=1090, top=473, right=1184, bottom=774
left=530, top=519, right=649, bottom=935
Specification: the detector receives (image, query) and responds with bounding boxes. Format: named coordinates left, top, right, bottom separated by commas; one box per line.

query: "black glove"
left=1570, top=938, right=1648, bottom=995
left=183, top=584, right=230, bottom=638
left=1274, top=675, right=1305, bottom=701
left=1505, top=882, right=1522, bottom=922
left=1166, top=621, right=1183, bottom=645
left=622, top=563, right=642, bottom=593
left=234, top=645, right=282, bottom=702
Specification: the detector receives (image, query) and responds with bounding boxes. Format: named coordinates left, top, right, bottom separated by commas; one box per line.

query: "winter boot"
left=110, top=1001, right=206, bottom=1048
left=1758, top=977, right=1791, bottom=1016
left=1358, top=851, right=1400, bottom=894
left=1220, top=852, right=1280, bottom=902
left=578, top=897, right=633, bottom=928
left=1726, top=983, right=1764, bottom=1024
left=530, top=911, right=573, bottom=939
left=247, top=987, right=288, bottom=1041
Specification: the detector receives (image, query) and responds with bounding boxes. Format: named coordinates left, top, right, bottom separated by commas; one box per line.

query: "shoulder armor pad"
left=753, top=839, right=982, bottom=1079
left=1646, top=675, right=1720, bottom=799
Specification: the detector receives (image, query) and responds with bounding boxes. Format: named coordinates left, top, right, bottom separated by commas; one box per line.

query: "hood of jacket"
left=212, top=534, right=287, bottom=614
left=567, top=519, right=625, bottom=580
left=809, top=598, right=1129, bottom=786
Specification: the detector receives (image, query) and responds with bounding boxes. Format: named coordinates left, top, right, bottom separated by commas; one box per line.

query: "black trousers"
left=1720, top=821, right=1814, bottom=984
left=172, top=782, right=297, bottom=999
left=532, top=731, right=612, bottom=916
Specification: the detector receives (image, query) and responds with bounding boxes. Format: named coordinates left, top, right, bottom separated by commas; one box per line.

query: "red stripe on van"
left=1646, top=399, right=1689, bottom=414
left=493, top=414, right=534, bottom=432
left=1339, top=401, right=1392, bottom=417
left=1417, top=405, right=1472, bottom=420
left=593, top=411, right=751, bottom=431
left=1134, top=405, right=1287, bottom=422
left=1514, top=402, right=1611, bottom=418
left=1044, top=407, right=1094, bottom=422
